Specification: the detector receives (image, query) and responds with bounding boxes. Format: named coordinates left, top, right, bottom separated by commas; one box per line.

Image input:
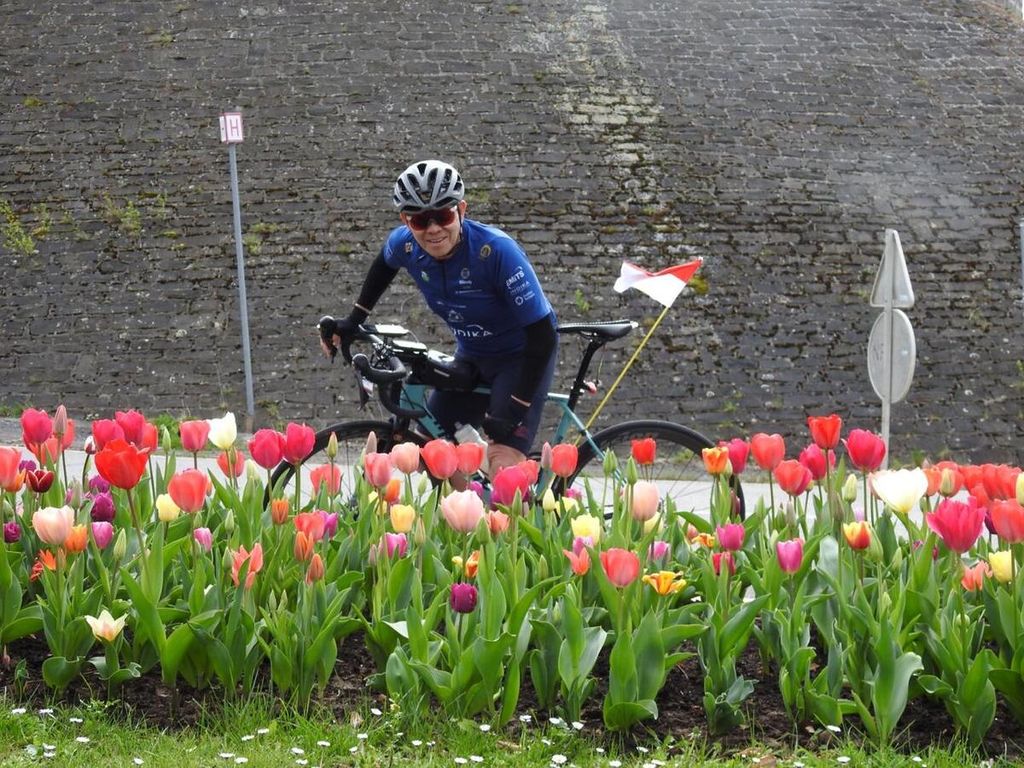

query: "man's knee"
left=488, top=443, right=526, bottom=476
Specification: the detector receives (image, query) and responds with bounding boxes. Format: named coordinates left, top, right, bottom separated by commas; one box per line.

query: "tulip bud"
left=364, top=430, right=377, bottom=457
left=326, top=432, right=339, bottom=460
left=270, top=498, right=290, bottom=525
left=542, top=488, right=558, bottom=513
left=602, top=449, right=618, bottom=477
left=416, top=475, right=430, bottom=498
left=64, top=480, right=83, bottom=510
left=306, top=553, right=325, bottom=584
left=112, top=528, right=128, bottom=561
left=842, top=473, right=857, bottom=503
left=161, top=426, right=173, bottom=455
left=413, top=517, right=427, bottom=547
left=540, top=442, right=552, bottom=472
left=53, top=405, right=69, bottom=439
left=624, top=457, right=638, bottom=486
left=83, top=436, right=97, bottom=455
left=537, top=553, right=549, bottom=581
left=224, top=510, right=235, bottom=535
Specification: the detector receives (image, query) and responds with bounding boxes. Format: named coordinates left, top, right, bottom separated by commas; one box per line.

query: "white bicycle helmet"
left=393, top=160, right=465, bottom=212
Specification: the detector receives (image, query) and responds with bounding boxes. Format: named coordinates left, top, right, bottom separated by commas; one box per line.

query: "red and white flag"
left=613, top=258, right=702, bottom=307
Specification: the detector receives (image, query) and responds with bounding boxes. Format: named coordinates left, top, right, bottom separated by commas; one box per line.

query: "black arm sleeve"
left=350, top=248, right=400, bottom=323
left=511, top=314, right=557, bottom=404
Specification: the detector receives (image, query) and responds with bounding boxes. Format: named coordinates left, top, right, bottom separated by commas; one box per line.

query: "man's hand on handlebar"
left=318, top=314, right=361, bottom=361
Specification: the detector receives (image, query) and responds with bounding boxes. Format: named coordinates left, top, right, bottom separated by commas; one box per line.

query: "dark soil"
left=2, top=634, right=1022, bottom=759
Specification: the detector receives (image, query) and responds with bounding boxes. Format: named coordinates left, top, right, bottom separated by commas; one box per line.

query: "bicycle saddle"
left=557, top=319, right=636, bottom=341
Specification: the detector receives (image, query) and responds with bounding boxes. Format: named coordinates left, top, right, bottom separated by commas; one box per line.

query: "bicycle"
left=268, top=318, right=744, bottom=516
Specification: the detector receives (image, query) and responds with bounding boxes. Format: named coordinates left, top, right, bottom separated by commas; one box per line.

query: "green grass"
left=0, top=696, right=1012, bottom=768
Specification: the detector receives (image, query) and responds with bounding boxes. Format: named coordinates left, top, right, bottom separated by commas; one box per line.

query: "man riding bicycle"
left=319, top=159, right=558, bottom=475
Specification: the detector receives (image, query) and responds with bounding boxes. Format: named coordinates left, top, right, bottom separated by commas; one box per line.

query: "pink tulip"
left=798, top=444, right=834, bottom=481
left=91, top=419, right=125, bottom=451
left=309, top=464, right=342, bottom=496
left=600, top=548, right=641, bottom=588
left=928, top=497, right=986, bottom=553
left=114, top=410, right=147, bottom=447
left=712, top=551, right=736, bottom=575
left=3, top=521, right=21, bottom=544
left=716, top=523, right=745, bottom=551
left=750, top=433, right=786, bottom=471
left=179, top=420, right=211, bottom=453
left=20, top=408, right=53, bottom=447
left=32, top=505, right=74, bottom=546
left=371, top=532, right=408, bottom=562
left=363, top=452, right=393, bottom=488
left=390, top=442, right=421, bottom=475
left=450, top=582, right=479, bottom=613
left=486, top=510, right=510, bottom=535
left=167, top=469, right=208, bottom=513
left=441, top=490, right=485, bottom=533
left=721, top=438, right=750, bottom=475
left=193, top=527, right=213, bottom=552
left=628, top=480, right=660, bottom=522
left=91, top=521, right=114, bottom=549
left=248, top=429, right=286, bottom=469
left=648, top=540, right=671, bottom=562
left=282, top=423, right=316, bottom=465
left=491, top=465, right=531, bottom=506
left=776, top=538, right=804, bottom=574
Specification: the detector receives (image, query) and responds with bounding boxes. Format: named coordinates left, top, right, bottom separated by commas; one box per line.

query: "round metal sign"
left=867, top=309, right=916, bottom=403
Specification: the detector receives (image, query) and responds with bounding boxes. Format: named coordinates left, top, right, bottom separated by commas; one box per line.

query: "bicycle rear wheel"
left=265, top=420, right=422, bottom=509
left=566, top=419, right=745, bottom=518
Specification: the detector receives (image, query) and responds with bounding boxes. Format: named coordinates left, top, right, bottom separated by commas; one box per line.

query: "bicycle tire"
left=265, top=420, right=422, bottom=509
left=566, top=419, right=745, bottom=519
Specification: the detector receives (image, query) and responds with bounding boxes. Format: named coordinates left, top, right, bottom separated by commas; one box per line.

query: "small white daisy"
left=290, top=747, right=305, bottom=755
left=470, top=757, right=484, bottom=763
left=519, top=715, right=532, bottom=723
left=455, top=759, right=469, bottom=765
left=241, top=735, right=254, bottom=742
left=349, top=747, right=358, bottom=754
left=826, top=725, right=842, bottom=733
left=549, top=717, right=563, bottom=726
left=636, top=746, right=649, bottom=754
left=370, top=708, right=383, bottom=716
left=610, top=761, right=623, bottom=768
left=479, top=724, right=491, bottom=733
left=357, top=733, right=368, bottom=741
left=542, top=739, right=552, bottom=746
left=42, top=744, right=56, bottom=751
left=133, top=759, right=144, bottom=766
left=69, top=717, right=83, bottom=724
left=234, top=759, right=248, bottom=765
left=551, top=755, right=568, bottom=766
left=571, top=721, right=584, bottom=731
left=256, top=728, right=270, bottom=735
left=316, top=741, right=330, bottom=748
left=296, top=760, right=308, bottom=767
left=596, top=747, right=605, bottom=754
left=412, top=740, right=423, bottom=747
left=219, top=753, right=236, bottom=759
left=10, top=707, right=26, bottom=715
left=837, top=758, right=851, bottom=765
left=74, top=736, right=90, bottom=744
left=38, top=708, right=54, bottom=715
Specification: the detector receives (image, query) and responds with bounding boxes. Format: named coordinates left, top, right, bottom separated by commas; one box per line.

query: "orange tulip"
left=306, top=553, right=325, bottom=584
left=486, top=510, right=510, bottom=535
left=231, top=543, right=264, bottom=589
left=807, top=414, right=842, bottom=450
left=294, top=531, right=315, bottom=562
left=0, top=446, right=23, bottom=490
left=961, top=561, right=990, bottom=592
left=701, top=446, right=731, bottom=476
left=270, top=498, right=290, bottom=525
left=563, top=547, right=590, bottom=576
left=64, top=524, right=89, bottom=554
left=773, top=459, right=812, bottom=497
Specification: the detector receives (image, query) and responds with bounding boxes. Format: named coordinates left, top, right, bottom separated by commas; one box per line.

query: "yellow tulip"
left=542, top=488, right=558, bottom=513
left=155, top=494, right=181, bottom=522
left=989, top=551, right=1014, bottom=584
left=390, top=504, right=416, bottom=534
left=642, top=570, right=687, bottom=596
left=570, top=513, right=602, bottom=544
left=85, top=609, right=126, bottom=643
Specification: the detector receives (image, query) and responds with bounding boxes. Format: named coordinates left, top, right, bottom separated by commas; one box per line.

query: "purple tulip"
left=648, top=540, right=671, bottom=563
left=450, top=582, right=479, bottom=614
left=572, top=536, right=592, bottom=556
left=18, top=459, right=37, bottom=472
left=3, top=521, right=20, bottom=544
left=193, top=527, right=213, bottom=552
left=88, top=475, right=111, bottom=494
left=91, top=522, right=114, bottom=549
left=90, top=492, right=115, bottom=523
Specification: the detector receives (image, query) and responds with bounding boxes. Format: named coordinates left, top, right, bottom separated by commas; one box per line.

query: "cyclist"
left=320, top=159, right=558, bottom=475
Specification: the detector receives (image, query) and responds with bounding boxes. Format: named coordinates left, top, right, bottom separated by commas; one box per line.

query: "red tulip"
left=167, top=469, right=208, bottom=513
left=750, top=433, right=785, bottom=471
left=630, top=437, right=656, bottom=465
left=549, top=443, right=579, bottom=479
left=20, top=408, right=53, bottom=447
left=95, top=439, right=150, bottom=490
left=517, top=459, right=540, bottom=485
left=363, top=452, right=393, bottom=488
left=843, top=429, right=886, bottom=472
left=248, top=429, right=286, bottom=469
left=310, top=464, right=342, bottom=496
left=491, top=465, right=531, bottom=506
left=179, top=420, right=211, bottom=453
left=991, top=499, right=1024, bottom=544
left=114, top=410, right=147, bottom=447
left=798, top=443, right=834, bottom=481
left=216, top=449, right=246, bottom=478
left=26, top=468, right=55, bottom=493
left=421, top=439, right=458, bottom=480
left=927, top=497, right=985, bottom=553
left=712, top=551, right=736, bottom=575
left=455, top=441, right=486, bottom=475
left=807, top=414, right=842, bottom=450
left=91, top=419, right=125, bottom=451
left=773, top=459, right=812, bottom=497
left=600, top=548, right=641, bottom=588
left=282, top=423, right=315, bottom=465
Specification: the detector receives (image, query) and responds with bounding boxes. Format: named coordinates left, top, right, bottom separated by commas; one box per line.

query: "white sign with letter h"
left=219, top=112, right=244, bottom=144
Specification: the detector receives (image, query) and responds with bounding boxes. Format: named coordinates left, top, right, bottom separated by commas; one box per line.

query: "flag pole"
left=578, top=302, right=673, bottom=439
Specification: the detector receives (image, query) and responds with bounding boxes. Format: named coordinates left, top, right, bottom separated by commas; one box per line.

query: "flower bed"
left=1, top=408, right=1023, bottom=756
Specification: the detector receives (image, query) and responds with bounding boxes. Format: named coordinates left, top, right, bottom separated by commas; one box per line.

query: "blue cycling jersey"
left=382, top=218, right=555, bottom=357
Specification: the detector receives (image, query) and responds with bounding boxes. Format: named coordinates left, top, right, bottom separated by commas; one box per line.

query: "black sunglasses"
left=407, top=207, right=458, bottom=231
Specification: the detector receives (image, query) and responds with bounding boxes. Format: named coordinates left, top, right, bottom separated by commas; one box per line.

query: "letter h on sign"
left=219, top=112, right=244, bottom=144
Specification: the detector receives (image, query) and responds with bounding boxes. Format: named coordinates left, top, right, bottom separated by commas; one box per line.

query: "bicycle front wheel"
left=566, top=419, right=745, bottom=518
left=265, top=420, right=422, bottom=509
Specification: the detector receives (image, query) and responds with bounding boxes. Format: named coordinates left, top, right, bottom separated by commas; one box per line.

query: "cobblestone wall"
left=2, top=0, right=1023, bottom=464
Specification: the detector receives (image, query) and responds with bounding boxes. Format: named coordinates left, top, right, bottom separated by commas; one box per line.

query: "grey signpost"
left=867, top=229, right=916, bottom=469
left=219, top=111, right=255, bottom=431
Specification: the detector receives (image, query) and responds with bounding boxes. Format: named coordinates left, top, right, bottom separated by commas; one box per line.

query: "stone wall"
left=2, top=0, right=1023, bottom=464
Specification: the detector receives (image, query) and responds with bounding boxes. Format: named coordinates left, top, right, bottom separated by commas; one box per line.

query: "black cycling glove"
left=482, top=400, right=530, bottom=444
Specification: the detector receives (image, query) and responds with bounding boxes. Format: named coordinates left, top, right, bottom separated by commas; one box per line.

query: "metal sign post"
left=219, top=111, right=255, bottom=431
left=867, top=229, right=916, bottom=468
